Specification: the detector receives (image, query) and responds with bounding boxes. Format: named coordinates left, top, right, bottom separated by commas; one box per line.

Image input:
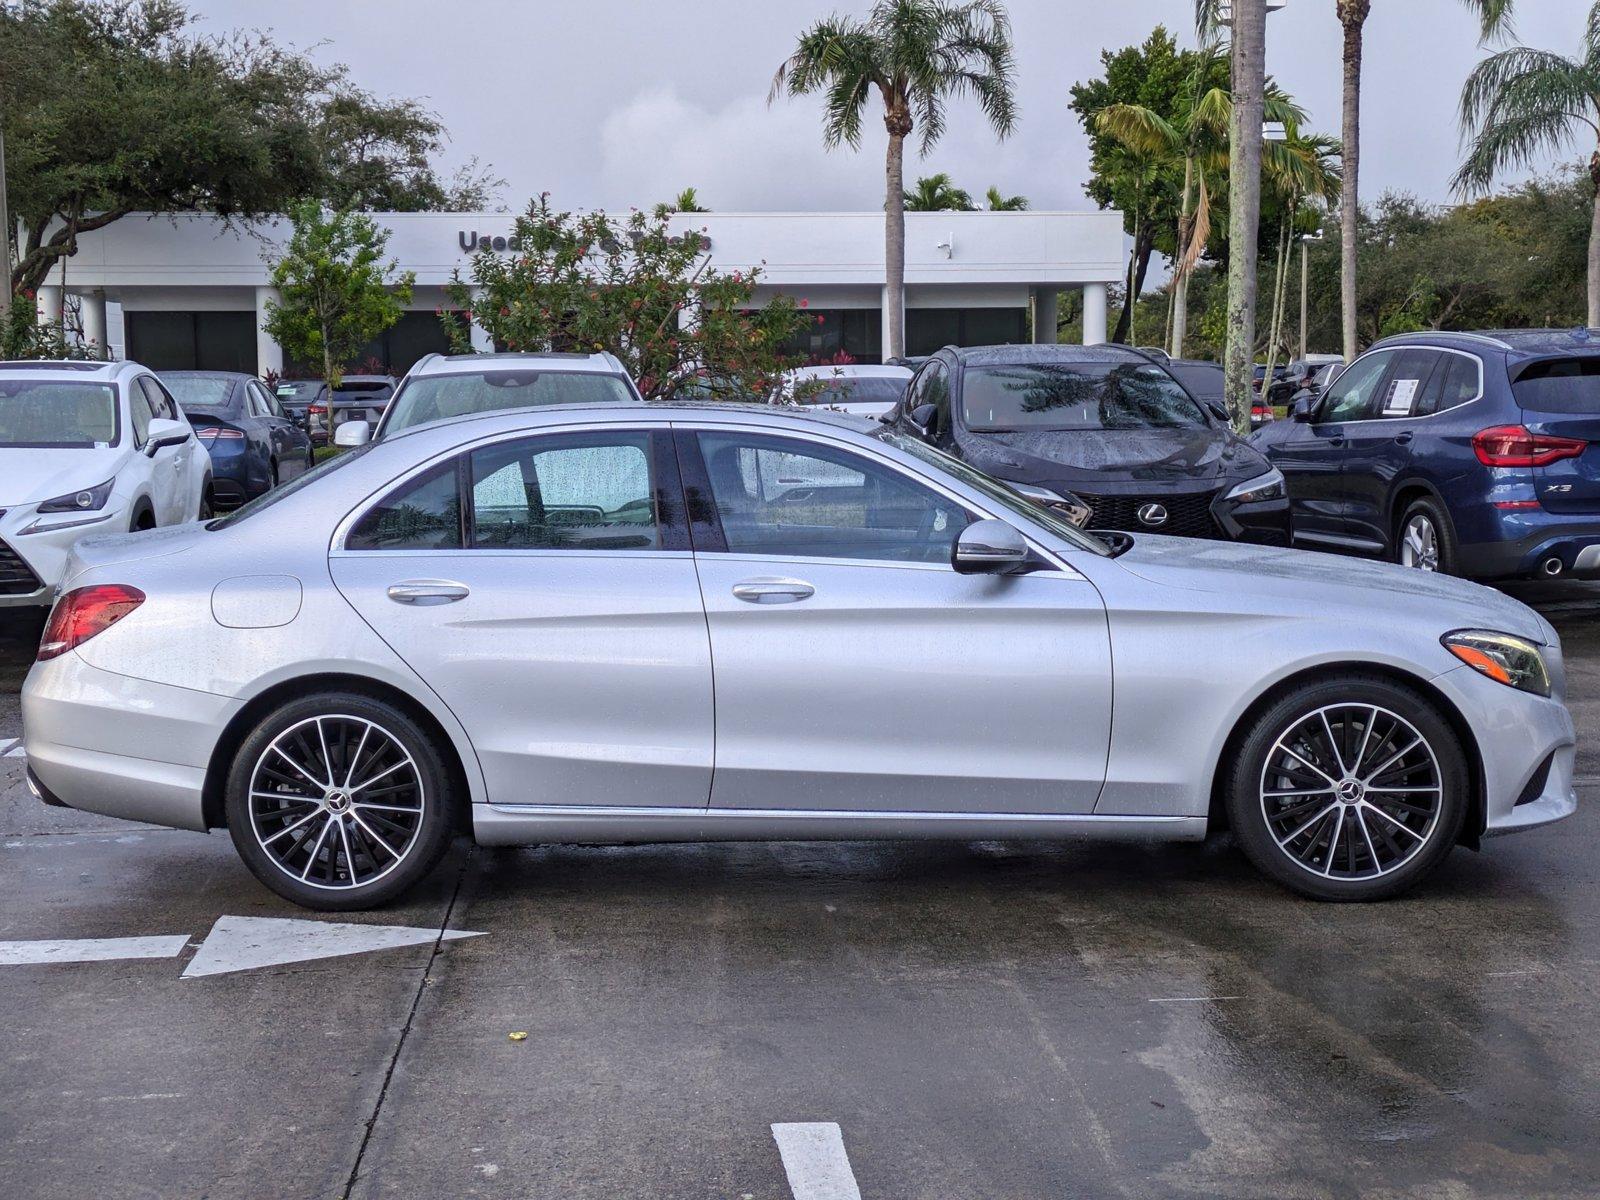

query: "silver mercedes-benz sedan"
left=21, top=402, right=1576, bottom=909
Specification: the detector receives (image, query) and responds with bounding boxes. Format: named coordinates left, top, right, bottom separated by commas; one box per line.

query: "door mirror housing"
left=907, top=404, right=938, bottom=439
left=334, top=420, right=372, bottom=447
left=145, top=417, right=192, bottom=456
left=1205, top=399, right=1229, bottom=423
left=952, top=519, right=1032, bottom=575
left=1290, top=395, right=1317, bottom=422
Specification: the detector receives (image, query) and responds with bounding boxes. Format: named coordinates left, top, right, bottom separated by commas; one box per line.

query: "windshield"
left=382, top=370, right=637, bottom=435
left=798, top=376, right=910, bottom=407
left=164, top=376, right=237, bottom=414
left=1514, top=358, right=1600, bottom=413
left=0, top=380, right=119, bottom=447
left=878, top=430, right=1111, bottom=557
left=276, top=381, right=322, bottom=402
left=207, top=442, right=374, bottom=529
left=962, top=362, right=1209, bottom=432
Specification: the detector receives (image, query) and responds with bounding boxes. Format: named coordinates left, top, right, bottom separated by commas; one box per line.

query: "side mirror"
left=334, top=420, right=372, bottom=447
left=907, top=403, right=938, bottom=439
left=145, top=417, right=192, bottom=455
left=1290, top=396, right=1316, bottom=423
left=952, top=519, right=1031, bottom=575
left=1205, top=400, right=1229, bottom=422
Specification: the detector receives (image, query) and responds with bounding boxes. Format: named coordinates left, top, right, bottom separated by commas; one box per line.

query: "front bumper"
left=0, top=506, right=125, bottom=607
left=22, top=651, right=238, bottom=831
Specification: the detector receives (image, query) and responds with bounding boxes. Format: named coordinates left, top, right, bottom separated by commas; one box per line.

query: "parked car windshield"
left=0, top=380, right=118, bottom=447
left=1513, top=357, right=1600, bottom=413
left=383, top=370, right=636, bottom=434
left=275, top=381, right=323, bottom=402
left=163, top=376, right=237, bottom=415
left=962, top=362, right=1209, bottom=432
left=878, top=430, right=1112, bottom=557
left=797, top=376, right=910, bottom=407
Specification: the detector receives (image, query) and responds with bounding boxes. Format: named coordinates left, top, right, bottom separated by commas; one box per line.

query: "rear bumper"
left=1455, top=508, right=1600, bottom=579
left=21, top=651, right=238, bottom=832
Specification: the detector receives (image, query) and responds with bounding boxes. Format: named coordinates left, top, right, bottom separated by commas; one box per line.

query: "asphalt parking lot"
left=2, top=584, right=1598, bottom=1200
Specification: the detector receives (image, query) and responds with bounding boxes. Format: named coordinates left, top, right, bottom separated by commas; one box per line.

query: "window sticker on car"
left=1384, top=378, right=1421, bottom=416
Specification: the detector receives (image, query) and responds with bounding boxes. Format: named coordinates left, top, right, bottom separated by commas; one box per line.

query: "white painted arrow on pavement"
left=181, top=915, right=484, bottom=979
left=0, top=935, right=190, bottom=965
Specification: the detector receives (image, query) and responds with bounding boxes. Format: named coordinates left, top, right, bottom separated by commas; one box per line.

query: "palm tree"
left=905, top=173, right=976, bottom=211
left=985, top=185, right=1029, bottom=211
left=1094, top=47, right=1305, bottom=355
left=1456, top=5, right=1600, bottom=326
left=771, top=0, right=1017, bottom=359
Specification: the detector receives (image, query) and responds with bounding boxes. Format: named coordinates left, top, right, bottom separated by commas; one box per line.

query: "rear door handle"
left=1394, top=432, right=1414, bottom=445
left=387, top=579, right=470, bottom=605
left=1329, top=435, right=1345, bottom=448
left=731, top=578, right=815, bottom=604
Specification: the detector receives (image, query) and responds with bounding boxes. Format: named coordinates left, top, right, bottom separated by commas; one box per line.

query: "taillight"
left=196, top=428, right=245, bottom=440
left=308, top=404, right=326, bottom=415
left=1472, top=425, right=1587, bottom=468
left=38, top=585, right=145, bottom=661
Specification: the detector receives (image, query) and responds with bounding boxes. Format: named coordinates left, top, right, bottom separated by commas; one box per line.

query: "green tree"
left=984, top=186, right=1028, bottom=211
left=0, top=0, right=495, bottom=296
left=771, top=0, right=1018, bottom=359
left=1456, top=4, right=1600, bottom=325
left=263, top=202, right=414, bottom=389
left=444, top=195, right=810, bottom=402
left=905, top=173, right=976, bottom=210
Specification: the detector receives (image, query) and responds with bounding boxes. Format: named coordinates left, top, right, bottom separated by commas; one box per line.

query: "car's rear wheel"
left=1395, top=496, right=1456, bottom=574
left=1225, top=675, right=1468, bottom=901
left=224, top=692, right=456, bottom=910
left=198, top=487, right=214, bottom=521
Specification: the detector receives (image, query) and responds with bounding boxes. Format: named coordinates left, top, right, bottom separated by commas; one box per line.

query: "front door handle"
left=731, top=577, right=815, bottom=604
left=1329, top=435, right=1346, bottom=448
left=387, top=579, right=470, bottom=605
left=1394, top=431, right=1414, bottom=445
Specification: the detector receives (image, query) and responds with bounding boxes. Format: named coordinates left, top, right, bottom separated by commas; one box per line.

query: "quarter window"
left=1421, top=353, right=1481, bottom=415
left=695, top=431, right=971, bottom=564
left=469, top=432, right=661, bottom=551
left=347, top=462, right=464, bottom=550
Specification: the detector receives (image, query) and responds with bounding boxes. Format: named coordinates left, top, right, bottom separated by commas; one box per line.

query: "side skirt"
left=473, top=804, right=1208, bottom=847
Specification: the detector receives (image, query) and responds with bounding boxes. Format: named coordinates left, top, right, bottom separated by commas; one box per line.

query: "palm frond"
left=1456, top=45, right=1599, bottom=195
left=1455, top=107, right=1591, bottom=194
left=1094, top=104, right=1182, bottom=157
left=1459, top=0, right=1516, bottom=44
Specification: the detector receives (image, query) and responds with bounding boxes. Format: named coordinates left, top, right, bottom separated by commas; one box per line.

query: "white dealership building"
left=36, top=209, right=1124, bottom=375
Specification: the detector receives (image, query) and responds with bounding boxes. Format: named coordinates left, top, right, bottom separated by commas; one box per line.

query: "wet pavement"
left=2, top=588, right=1599, bottom=1200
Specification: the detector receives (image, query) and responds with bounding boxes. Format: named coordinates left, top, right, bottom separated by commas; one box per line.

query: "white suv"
left=0, top=360, right=212, bottom=606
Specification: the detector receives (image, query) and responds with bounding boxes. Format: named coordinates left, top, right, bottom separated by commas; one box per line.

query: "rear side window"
left=346, top=463, right=464, bottom=551
left=1514, top=358, right=1600, bottom=413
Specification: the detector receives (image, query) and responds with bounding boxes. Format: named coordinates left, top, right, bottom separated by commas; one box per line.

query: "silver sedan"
left=21, top=402, right=1577, bottom=909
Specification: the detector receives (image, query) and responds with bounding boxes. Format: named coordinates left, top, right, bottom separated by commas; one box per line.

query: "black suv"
left=883, top=345, right=1291, bottom=544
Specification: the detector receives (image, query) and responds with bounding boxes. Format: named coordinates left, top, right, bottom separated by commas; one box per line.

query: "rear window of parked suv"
left=383, top=371, right=636, bottom=434
left=1513, top=358, right=1600, bottom=413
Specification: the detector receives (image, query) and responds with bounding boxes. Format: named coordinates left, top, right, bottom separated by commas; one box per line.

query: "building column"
left=254, top=286, right=283, bottom=377
left=1032, top=288, right=1060, bottom=345
left=36, top=285, right=63, bottom=329
left=1082, top=283, right=1109, bottom=346
left=79, top=289, right=108, bottom=358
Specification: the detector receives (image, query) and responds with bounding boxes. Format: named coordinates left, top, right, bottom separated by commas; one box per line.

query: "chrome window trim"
left=1314, top=346, right=1485, bottom=427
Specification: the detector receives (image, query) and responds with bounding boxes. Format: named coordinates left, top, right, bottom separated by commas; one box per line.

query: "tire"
left=130, top=505, right=155, bottom=533
left=1225, top=674, right=1468, bottom=901
left=198, top=486, right=214, bottom=521
left=269, top=458, right=280, bottom=489
left=1395, top=496, right=1457, bottom=575
left=224, top=692, right=457, bottom=911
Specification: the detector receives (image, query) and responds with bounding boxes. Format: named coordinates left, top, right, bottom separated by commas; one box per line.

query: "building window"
left=906, top=308, right=1027, bottom=358
left=778, top=309, right=883, bottom=365
left=124, top=311, right=255, bottom=373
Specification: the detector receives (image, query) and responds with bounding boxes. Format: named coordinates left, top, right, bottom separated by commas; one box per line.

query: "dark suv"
left=883, top=345, right=1291, bottom=545
left=1251, top=329, right=1600, bottom=579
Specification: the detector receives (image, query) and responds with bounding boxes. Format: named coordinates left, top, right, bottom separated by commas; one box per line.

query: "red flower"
left=799, top=299, right=809, bottom=309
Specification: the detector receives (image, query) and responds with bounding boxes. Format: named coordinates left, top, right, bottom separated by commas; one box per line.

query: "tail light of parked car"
left=308, top=404, right=327, bottom=415
left=1471, top=425, right=1588, bottom=468
left=194, top=428, right=244, bottom=441
left=38, top=585, right=145, bottom=661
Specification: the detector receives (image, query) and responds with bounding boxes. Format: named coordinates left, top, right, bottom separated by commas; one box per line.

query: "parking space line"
left=0, top=935, right=190, bottom=965
left=771, top=1122, right=863, bottom=1200
left=0, top=738, right=24, bottom=758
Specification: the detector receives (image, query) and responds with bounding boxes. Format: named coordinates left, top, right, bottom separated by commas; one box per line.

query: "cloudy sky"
left=194, top=1, right=1590, bottom=214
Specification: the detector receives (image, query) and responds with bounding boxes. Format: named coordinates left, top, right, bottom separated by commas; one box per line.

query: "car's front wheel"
left=224, top=692, right=456, bottom=910
left=1225, top=675, right=1468, bottom=901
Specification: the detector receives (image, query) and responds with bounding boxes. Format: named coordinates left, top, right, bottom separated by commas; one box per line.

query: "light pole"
left=1298, top=229, right=1324, bottom=360
left=0, top=123, right=9, bottom=324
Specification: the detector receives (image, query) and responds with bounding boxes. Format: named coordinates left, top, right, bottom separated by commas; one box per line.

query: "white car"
left=0, top=360, right=211, bottom=606
left=777, top=364, right=914, bottom=418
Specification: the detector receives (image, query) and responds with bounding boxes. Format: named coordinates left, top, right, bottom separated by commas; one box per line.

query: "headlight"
left=36, top=479, right=114, bottom=514
left=1442, top=630, right=1551, bottom=697
left=1223, top=469, right=1286, bottom=504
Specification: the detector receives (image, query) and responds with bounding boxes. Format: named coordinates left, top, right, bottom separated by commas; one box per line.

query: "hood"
left=960, top=426, right=1269, bottom=489
left=1110, top=535, right=1553, bottom=645
left=0, top=447, right=132, bottom=508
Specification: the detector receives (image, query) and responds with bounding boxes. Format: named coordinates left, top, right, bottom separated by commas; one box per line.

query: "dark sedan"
left=162, top=372, right=314, bottom=506
left=884, top=345, right=1291, bottom=545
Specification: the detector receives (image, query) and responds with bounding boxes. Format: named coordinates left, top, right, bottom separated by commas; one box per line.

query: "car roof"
left=336, top=374, right=396, bottom=384
left=383, top=398, right=872, bottom=443
left=406, top=351, right=625, bottom=378
left=1372, top=328, right=1600, bottom=362
left=787, top=364, right=913, bottom=379
left=944, top=344, right=1149, bottom=367
left=0, top=358, right=141, bottom=382
left=160, top=370, right=252, bottom=381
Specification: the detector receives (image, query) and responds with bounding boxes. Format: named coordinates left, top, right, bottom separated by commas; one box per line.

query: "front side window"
left=696, top=431, right=971, bottom=564
left=129, top=382, right=156, bottom=445
left=346, top=462, right=464, bottom=551
left=383, top=371, right=636, bottom=435
left=469, top=432, right=660, bottom=551
left=0, top=380, right=118, bottom=447
left=961, top=362, right=1207, bottom=432
left=1319, top=351, right=1395, bottom=422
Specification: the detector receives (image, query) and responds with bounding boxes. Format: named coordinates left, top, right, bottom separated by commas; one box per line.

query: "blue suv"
left=1251, top=329, right=1600, bottom=580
